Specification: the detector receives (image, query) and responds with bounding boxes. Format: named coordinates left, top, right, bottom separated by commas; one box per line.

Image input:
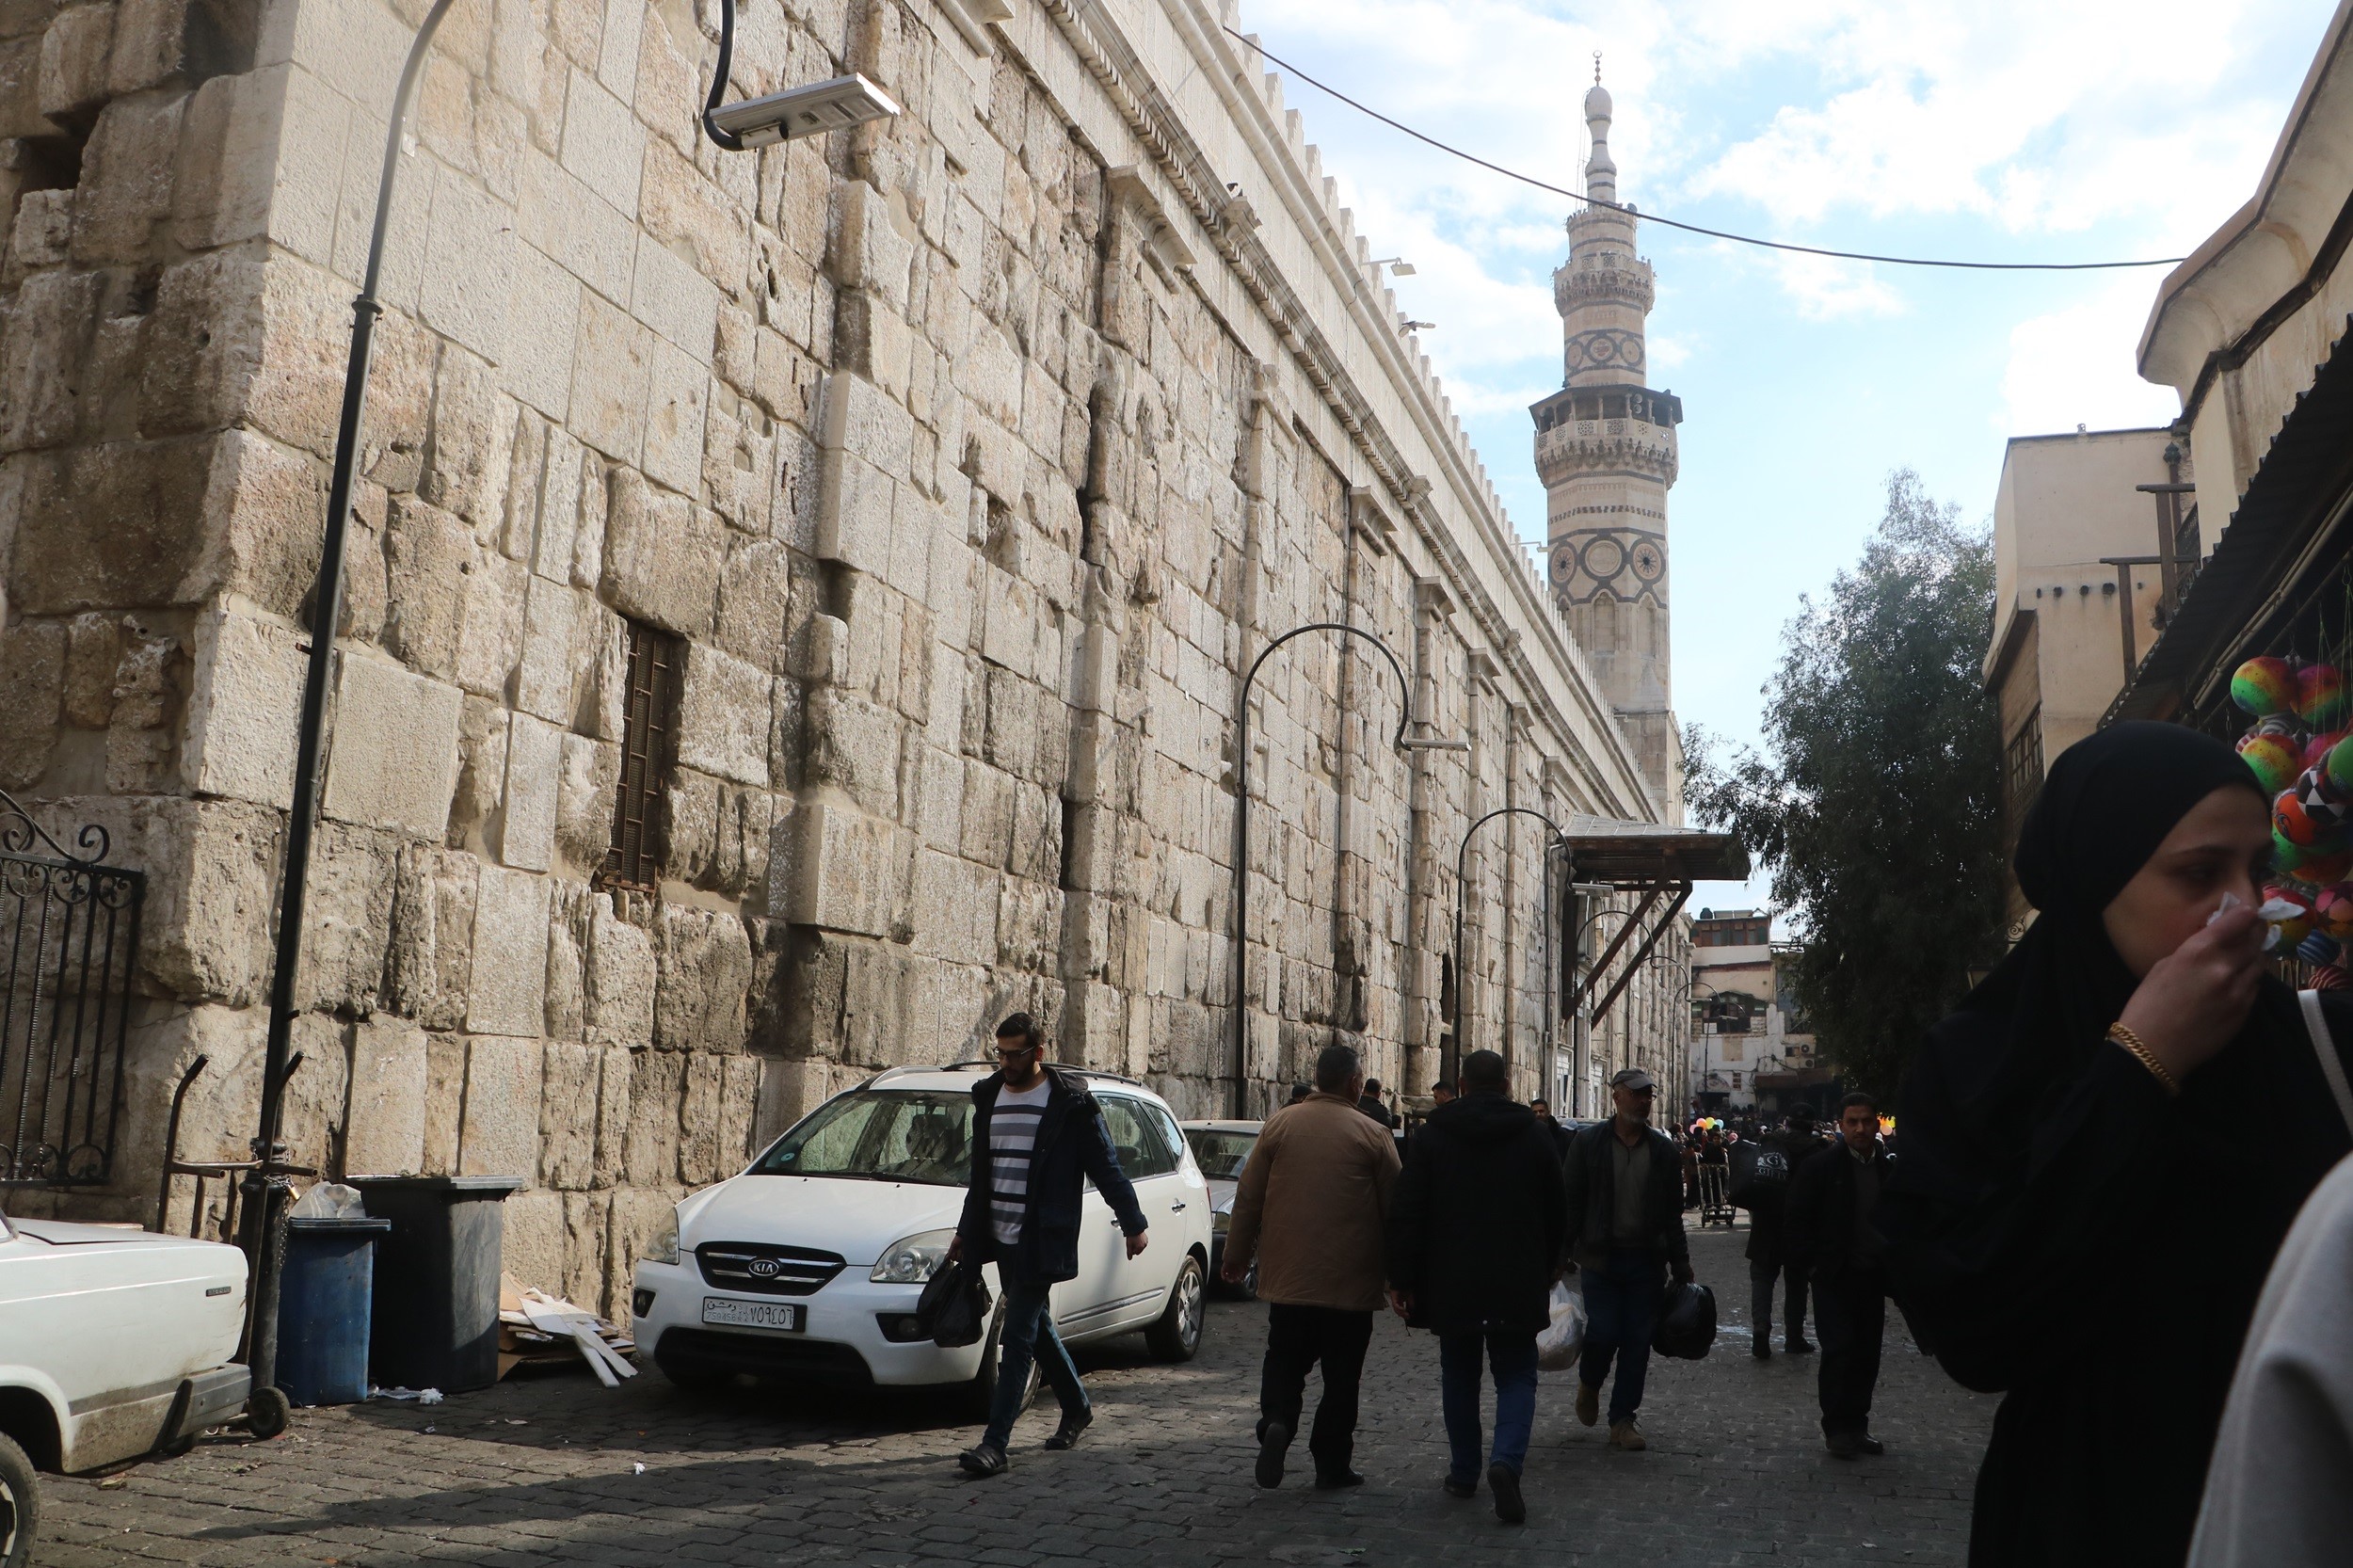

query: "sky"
left=1229, top=0, right=2336, bottom=920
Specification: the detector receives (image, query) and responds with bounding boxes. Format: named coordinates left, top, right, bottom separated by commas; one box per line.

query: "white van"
left=631, top=1064, right=1212, bottom=1411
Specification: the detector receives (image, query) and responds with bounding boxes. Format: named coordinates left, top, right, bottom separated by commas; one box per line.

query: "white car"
left=0, top=1208, right=252, bottom=1565
left=632, top=1064, right=1213, bottom=1410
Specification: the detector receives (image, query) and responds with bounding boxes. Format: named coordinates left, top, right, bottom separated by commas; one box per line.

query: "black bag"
left=1726, top=1143, right=1789, bottom=1210
left=1653, top=1281, right=1718, bottom=1360
left=918, top=1258, right=992, bottom=1348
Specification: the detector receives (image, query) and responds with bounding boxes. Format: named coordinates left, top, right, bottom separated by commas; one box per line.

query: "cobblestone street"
left=40, top=1226, right=1996, bottom=1567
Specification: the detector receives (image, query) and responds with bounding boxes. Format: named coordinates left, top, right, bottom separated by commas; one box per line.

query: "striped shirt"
left=988, top=1080, right=1052, bottom=1246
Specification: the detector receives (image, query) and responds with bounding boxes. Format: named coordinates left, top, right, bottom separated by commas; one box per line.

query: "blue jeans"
left=1578, top=1250, right=1666, bottom=1426
left=1439, top=1330, right=1539, bottom=1480
left=980, top=1259, right=1087, bottom=1450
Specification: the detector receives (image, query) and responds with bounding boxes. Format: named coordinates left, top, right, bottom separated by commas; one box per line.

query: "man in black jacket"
left=949, top=1014, right=1149, bottom=1477
left=1561, top=1067, right=1694, bottom=1451
left=1741, top=1105, right=1830, bottom=1359
left=1785, top=1092, right=1892, bottom=1459
left=1529, top=1099, right=1574, bottom=1166
left=1385, top=1050, right=1568, bottom=1524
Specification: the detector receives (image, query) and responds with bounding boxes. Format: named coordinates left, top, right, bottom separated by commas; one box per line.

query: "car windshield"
left=1185, top=1128, right=1257, bottom=1180
left=751, top=1091, right=974, bottom=1186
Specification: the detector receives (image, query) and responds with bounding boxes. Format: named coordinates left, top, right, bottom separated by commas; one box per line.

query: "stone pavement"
left=41, top=1225, right=1997, bottom=1566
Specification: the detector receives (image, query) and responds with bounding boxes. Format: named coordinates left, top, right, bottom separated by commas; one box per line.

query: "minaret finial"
left=1593, top=51, right=1602, bottom=85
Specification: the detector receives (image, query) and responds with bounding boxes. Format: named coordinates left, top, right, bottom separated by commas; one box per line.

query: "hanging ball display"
left=2317, top=884, right=2353, bottom=941
left=2233, top=656, right=2300, bottom=716
left=2305, top=730, right=2348, bottom=769
left=2303, top=848, right=2353, bottom=886
left=2275, top=829, right=2312, bottom=873
left=2298, top=664, right=2351, bottom=728
left=2275, top=789, right=2337, bottom=849
left=2298, top=765, right=2353, bottom=829
left=2241, top=730, right=2305, bottom=793
left=2329, top=733, right=2353, bottom=796
left=2265, top=885, right=2317, bottom=946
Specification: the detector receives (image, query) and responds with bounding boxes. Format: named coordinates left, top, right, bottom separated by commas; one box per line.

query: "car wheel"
left=0, top=1431, right=39, bottom=1568
left=961, top=1304, right=1040, bottom=1421
left=244, top=1386, right=291, bottom=1441
left=1145, top=1256, right=1206, bottom=1362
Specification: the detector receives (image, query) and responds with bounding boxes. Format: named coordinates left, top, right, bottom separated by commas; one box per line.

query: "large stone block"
left=774, top=798, right=909, bottom=938
left=641, top=336, right=708, bottom=495
left=558, top=65, right=641, bottom=219
left=382, top=494, right=472, bottom=680
left=679, top=1050, right=721, bottom=1184
left=514, top=569, right=579, bottom=723
left=8, top=436, right=216, bottom=614
left=391, top=844, right=478, bottom=1032
left=539, top=1039, right=599, bottom=1188
left=0, top=265, right=99, bottom=452
left=498, top=711, right=560, bottom=872
left=320, top=655, right=463, bottom=839
left=181, top=600, right=302, bottom=808
left=592, top=1043, right=632, bottom=1187
left=600, top=467, right=719, bottom=636
left=827, top=180, right=913, bottom=317
left=455, top=550, right=527, bottom=699
left=37, top=3, right=110, bottom=122
left=585, top=896, right=655, bottom=1046
left=61, top=613, right=122, bottom=730
left=298, top=823, right=396, bottom=1015
left=72, top=89, right=183, bottom=264
left=170, top=63, right=285, bottom=252
left=630, top=228, right=719, bottom=360
left=713, top=536, right=792, bottom=673
left=555, top=730, right=620, bottom=873
left=420, top=167, right=519, bottom=367
left=673, top=641, right=770, bottom=787
left=467, top=864, right=550, bottom=1036
left=501, top=1188, right=564, bottom=1296
left=622, top=1047, right=682, bottom=1185
left=653, top=904, right=751, bottom=1052
left=344, top=1016, right=430, bottom=1176
left=0, top=618, right=64, bottom=789
left=421, top=347, right=515, bottom=531
left=719, top=1054, right=760, bottom=1172
left=804, top=689, right=903, bottom=817
left=458, top=1032, right=543, bottom=1178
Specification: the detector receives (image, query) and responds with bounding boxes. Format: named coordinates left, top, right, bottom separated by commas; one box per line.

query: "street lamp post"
left=1446, top=808, right=1567, bottom=1096
left=1229, top=623, right=1462, bottom=1119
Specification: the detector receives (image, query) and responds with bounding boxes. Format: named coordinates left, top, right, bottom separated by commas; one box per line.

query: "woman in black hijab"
left=1881, top=722, right=2353, bottom=1567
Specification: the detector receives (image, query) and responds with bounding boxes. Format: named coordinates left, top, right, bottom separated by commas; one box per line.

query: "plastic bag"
left=918, top=1258, right=992, bottom=1348
left=1653, top=1280, right=1718, bottom=1360
left=290, top=1182, right=366, bottom=1220
left=1535, top=1278, right=1586, bottom=1371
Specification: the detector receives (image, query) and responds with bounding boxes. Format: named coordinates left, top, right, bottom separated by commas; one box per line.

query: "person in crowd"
left=1561, top=1067, right=1694, bottom=1451
left=1529, top=1098, right=1574, bottom=1165
left=1287, top=1081, right=1312, bottom=1106
left=1385, top=1049, right=1567, bottom=1524
left=1682, top=1128, right=1701, bottom=1209
left=1743, top=1103, right=1828, bottom=1359
left=948, top=1013, right=1149, bottom=1477
left=1357, top=1077, right=1398, bottom=1129
left=1786, top=1093, right=1894, bottom=1456
left=2188, top=1152, right=2353, bottom=1565
left=1223, top=1044, right=1401, bottom=1490
left=1881, top=722, right=2353, bottom=1566
left=1430, top=1080, right=1456, bottom=1108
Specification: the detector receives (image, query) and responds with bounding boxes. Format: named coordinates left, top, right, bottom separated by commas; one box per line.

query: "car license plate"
left=702, top=1297, right=803, bottom=1332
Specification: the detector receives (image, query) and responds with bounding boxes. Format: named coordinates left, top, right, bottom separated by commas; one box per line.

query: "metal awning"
left=1561, top=816, right=1751, bottom=1025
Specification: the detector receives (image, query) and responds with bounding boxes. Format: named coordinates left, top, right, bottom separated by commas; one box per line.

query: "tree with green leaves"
left=1685, top=470, right=2008, bottom=1100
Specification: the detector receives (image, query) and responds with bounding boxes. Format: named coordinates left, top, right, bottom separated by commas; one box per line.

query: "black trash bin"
left=350, top=1176, right=522, bottom=1393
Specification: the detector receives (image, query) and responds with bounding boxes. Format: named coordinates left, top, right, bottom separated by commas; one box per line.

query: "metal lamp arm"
left=701, top=0, right=746, bottom=150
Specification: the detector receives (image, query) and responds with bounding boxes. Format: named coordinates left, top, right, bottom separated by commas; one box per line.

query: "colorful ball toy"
left=2241, top=729, right=2304, bottom=793
left=2275, top=830, right=2311, bottom=873
left=2318, top=884, right=2353, bottom=941
left=2330, top=734, right=2353, bottom=796
left=2265, top=885, right=2316, bottom=946
left=2276, top=789, right=2338, bottom=850
left=2233, top=656, right=2299, bottom=717
left=2298, top=765, right=2353, bottom=831
left=2305, top=730, right=2347, bottom=769
left=2302, top=848, right=2353, bottom=886
left=2298, top=664, right=2351, bottom=728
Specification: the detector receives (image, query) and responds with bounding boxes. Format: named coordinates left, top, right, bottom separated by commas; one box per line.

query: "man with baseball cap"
left=1559, top=1066, right=1695, bottom=1450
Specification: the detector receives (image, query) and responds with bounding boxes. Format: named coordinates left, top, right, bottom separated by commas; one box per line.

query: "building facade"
left=0, top=0, right=1690, bottom=1314
left=1685, top=907, right=1821, bottom=1116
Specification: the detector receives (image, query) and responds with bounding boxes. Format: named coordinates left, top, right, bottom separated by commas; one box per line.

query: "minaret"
left=1533, top=63, right=1684, bottom=821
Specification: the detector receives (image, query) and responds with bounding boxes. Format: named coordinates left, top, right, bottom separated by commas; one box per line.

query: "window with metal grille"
left=604, top=620, right=680, bottom=889
left=2005, top=711, right=2044, bottom=840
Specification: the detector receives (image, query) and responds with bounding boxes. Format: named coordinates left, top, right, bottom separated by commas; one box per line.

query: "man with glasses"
left=1561, top=1067, right=1695, bottom=1452
left=948, top=1013, right=1149, bottom=1476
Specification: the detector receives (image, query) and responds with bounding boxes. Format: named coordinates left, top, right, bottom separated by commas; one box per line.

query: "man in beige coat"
left=1220, top=1043, right=1402, bottom=1490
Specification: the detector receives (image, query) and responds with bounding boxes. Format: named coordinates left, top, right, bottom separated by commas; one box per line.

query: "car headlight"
left=870, top=1228, right=955, bottom=1284
left=646, top=1219, right=681, bottom=1266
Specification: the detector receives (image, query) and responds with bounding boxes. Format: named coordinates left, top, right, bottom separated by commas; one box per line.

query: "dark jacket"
left=1385, top=1093, right=1568, bottom=1336
left=1356, top=1094, right=1397, bottom=1129
left=1562, top=1119, right=1692, bottom=1271
left=956, top=1065, right=1147, bottom=1283
left=1742, top=1127, right=1832, bottom=1262
left=1535, top=1116, right=1574, bottom=1167
left=1785, top=1138, right=1893, bottom=1282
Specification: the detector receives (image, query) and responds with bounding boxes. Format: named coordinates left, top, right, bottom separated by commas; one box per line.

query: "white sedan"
left=632, top=1063, right=1213, bottom=1411
left=0, top=1208, right=252, bottom=1564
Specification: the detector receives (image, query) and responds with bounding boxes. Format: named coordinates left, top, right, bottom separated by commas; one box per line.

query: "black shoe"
left=1752, top=1339, right=1772, bottom=1360
left=1855, top=1433, right=1885, bottom=1456
left=1043, top=1407, right=1093, bottom=1450
left=1825, top=1430, right=1861, bottom=1461
left=1488, top=1462, right=1525, bottom=1525
left=1313, top=1468, right=1365, bottom=1490
left=1786, top=1338, right=1817, bottom=1354
left=1256, top=1421, right=1289, bottom=1489
left=1442, top=1474, right=1478, bottom=1499
left=958, top=1443, right=1008, bottom=1477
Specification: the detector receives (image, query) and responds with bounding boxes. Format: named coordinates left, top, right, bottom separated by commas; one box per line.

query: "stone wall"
left=0, top=0, right=1687, bottom=1315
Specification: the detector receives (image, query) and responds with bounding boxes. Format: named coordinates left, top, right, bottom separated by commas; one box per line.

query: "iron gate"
left=0, top=788, right=142, bottom=1188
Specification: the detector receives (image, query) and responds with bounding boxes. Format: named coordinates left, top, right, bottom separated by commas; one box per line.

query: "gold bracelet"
left=2107, top=1022, right=2180, bottom=1096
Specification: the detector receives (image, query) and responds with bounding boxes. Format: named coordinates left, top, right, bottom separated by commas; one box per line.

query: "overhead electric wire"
left=1224, top=27, right=2187, bottom=274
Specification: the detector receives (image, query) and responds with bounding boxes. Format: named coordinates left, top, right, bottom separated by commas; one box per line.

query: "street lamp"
left=243, top=0, right=886, bottom=1437
left=1228, top=623, right=1463, bottom=1118
left=1368, top=257, right=1417, bottom=276
left=1446, top=808, right=1567, bottom=1096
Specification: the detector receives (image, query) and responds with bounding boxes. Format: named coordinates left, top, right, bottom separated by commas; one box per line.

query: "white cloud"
left=1765, top=251, right=1905, bottom=321
left=1998, top=275, right=2184, bottom=438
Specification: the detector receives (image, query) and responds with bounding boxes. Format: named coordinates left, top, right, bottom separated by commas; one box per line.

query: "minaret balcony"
left=1555, top=257, right=1655, bottom=315
left=1533, top=421, right=1680, bottom=488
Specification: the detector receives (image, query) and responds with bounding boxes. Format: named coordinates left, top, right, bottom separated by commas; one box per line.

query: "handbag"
left=918, top=1258, right=993, bottom=1348
left=1652, top=1280, right=1718, bottom=1360
left=2297, top=990, right=2353, bottom=1136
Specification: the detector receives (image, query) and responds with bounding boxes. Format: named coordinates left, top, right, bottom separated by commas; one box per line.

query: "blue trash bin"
left=278, top=1217, right=392, bottom=1406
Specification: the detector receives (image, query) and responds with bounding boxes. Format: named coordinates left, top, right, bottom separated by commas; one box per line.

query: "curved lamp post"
left=1228, top=623, right=1463, bottom=1118
left=1445, top=808, right=1567, bottom=1096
